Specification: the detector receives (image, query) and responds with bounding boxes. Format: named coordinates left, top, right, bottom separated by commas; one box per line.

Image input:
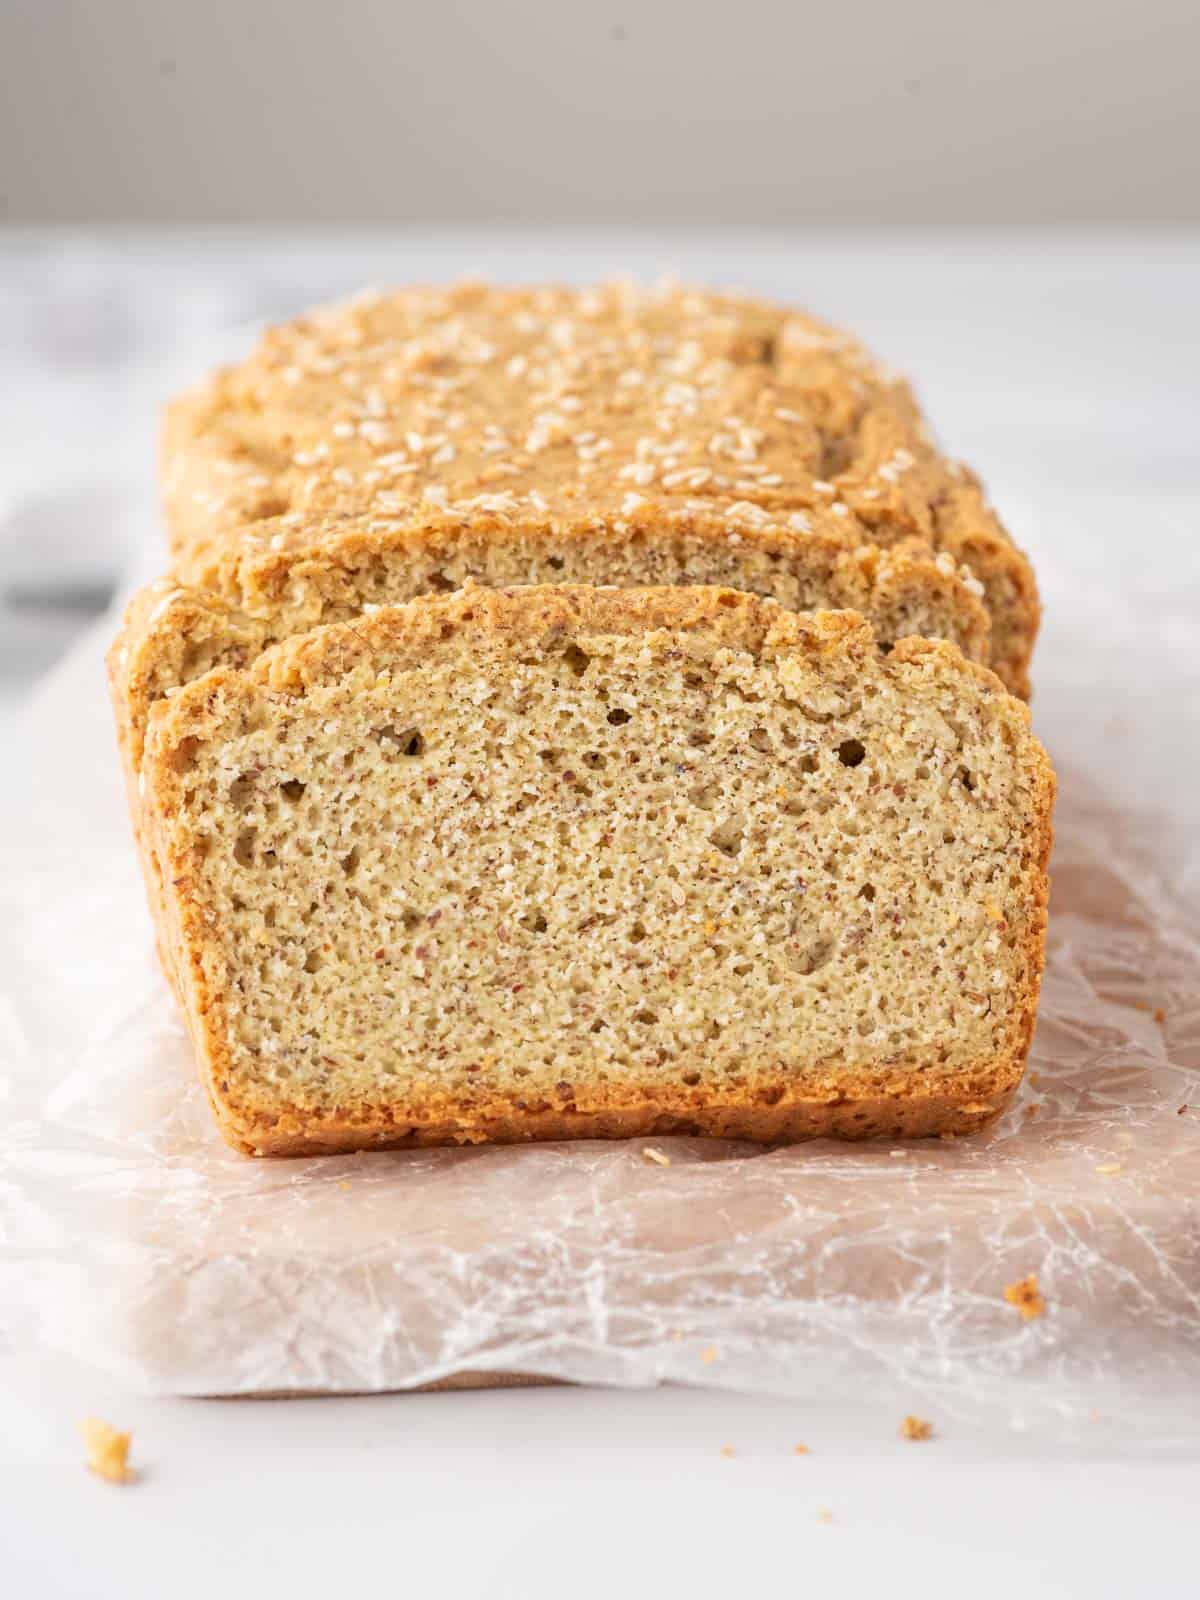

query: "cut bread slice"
left=139, top=585, right=1053, bottom=1156
left=110, top=524, right=990, bottom=778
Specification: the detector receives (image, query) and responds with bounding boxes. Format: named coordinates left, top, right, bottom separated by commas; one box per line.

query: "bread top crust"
left=159, top=281, right=1034, bottom=686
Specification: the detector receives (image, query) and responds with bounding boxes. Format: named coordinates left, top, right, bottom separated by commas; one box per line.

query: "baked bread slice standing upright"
left=140, top=585, right=1053, bottom=1156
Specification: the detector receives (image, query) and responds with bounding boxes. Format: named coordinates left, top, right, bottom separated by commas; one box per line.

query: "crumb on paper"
left=82, top=1418, right=132, bottom=1484
left=720, top=1443, right=736, bottom=1458
left=816, top=1506, right=834, bottom=1524
left=1004, top=1274, right=1046, bottom=1320
left=1089, top=1409, right=1105, bottom=1421
left=338, top=1181, right=351, bottom=1190
left=642, top=1146, right=671, bottom=1167
left=900, top=1415, right=933, bottom=1441
left=1179, top=1104, right=1190, bottom=1116
left=701, top=1346, right=719, bottom=1364
left=793, top=1443, right=810, bottom=1456
left=1095, top=1162, right=1122, bottom=1175
left=1154, top=1007, right=1166, bottom=1024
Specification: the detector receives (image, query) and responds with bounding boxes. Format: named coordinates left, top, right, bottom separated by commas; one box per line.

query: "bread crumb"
left=1094, top=1162, right=1122, bottom=1175
left=1004, top=1274, right=1046, bottom=1320
left=720, top=1443, right=736, bottom=1458
left=816, top=1506, right=834, bottom=1524
left=1153, top=1007, right=1166, bottom=1024
left=900, top=1415, right=933, bottom=1441
left=1178, top=1104, right=1190, bottom=1116
left=701, top=1346, right=719, bottom=1364
left=82, top=1418, right=133, bottom=1484
left=793, top=1443, right=810, bottom=1455
left=642, top=1146, right=671, bottom=1167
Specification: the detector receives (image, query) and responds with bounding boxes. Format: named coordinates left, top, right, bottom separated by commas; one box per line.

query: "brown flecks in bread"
left=82, top=1419, right=133, bottom=1484
left=137, top=585, right=1053, bottom=1157
left=1003, top=1274, right=1047, bottom=1320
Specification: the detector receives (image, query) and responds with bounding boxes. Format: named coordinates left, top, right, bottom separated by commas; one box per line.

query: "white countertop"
left=2, top=228, right=1198, bottom=1597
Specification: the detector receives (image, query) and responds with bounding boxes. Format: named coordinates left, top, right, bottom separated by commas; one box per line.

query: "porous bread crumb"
left=1004, top=1274, right=1046, bottom=1320
left=82, top=1418, right=132, bottom=1484
left=900, top=1415, right=933, bottom=1441
left=701, top=1347, right=720, bottom=1365
left=642, top=1146, right=671, bottom=1167
left=720, top=1443, right=737, bottom=1458
left=1094, top=1162, right=1122, bottom=1175
left=794, top=1443, right=810, bottom=1455
left=137, top=584, right=1054, bottom=1157
left=816, top=1506, right=834, bottom=1524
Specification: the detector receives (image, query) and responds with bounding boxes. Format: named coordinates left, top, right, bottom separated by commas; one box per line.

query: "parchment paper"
left=2, top=490, right=1198, bottom=1443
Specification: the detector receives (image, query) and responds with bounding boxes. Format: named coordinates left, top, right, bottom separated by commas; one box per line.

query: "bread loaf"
left=111, top=280, right=1052, bottom=1155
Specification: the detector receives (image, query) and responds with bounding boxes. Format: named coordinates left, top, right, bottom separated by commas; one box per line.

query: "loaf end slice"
left=140, top=585, right=1054, bottom=1156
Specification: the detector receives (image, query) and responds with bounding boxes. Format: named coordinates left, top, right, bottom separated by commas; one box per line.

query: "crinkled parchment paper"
left=2, top=503, right=1198, bottom=1442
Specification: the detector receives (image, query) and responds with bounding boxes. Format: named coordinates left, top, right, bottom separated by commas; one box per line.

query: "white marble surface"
left=2, top=229, right=1199, bottom=1597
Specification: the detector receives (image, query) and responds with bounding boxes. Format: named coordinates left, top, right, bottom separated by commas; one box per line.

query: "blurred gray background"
left=2, top=0, right=1199, bottom=223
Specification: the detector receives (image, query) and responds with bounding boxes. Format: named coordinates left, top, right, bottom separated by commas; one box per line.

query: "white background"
left=1, top=229, right=1198, bottom=1596
left=2, top=2, right=1199, bottom=223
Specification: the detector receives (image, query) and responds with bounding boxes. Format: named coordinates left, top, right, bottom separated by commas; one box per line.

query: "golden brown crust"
left=234, top=1082, right=1018, bottom=1158
left=139, top=585, right=1054, bottom=1158
left=157, top=280, right=1037, bottom=696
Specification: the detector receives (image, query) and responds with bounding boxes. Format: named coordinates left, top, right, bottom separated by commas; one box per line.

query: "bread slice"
left=158, top=280, right=1038, bottom=697
left=139, top=585, right=1054, bottom=1156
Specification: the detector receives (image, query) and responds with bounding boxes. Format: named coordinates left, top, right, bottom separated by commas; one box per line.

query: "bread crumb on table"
left=700, top=1346, right=719, bottom=1364
left=816, top=1506, right=834, bottom=1524
left=1094, top=1162, right=1122, bottom=1175
left=82, top=1418, right=133, bottom=1484
left=641, top=1146, right=671, bottom=1167
left=720, top=1443, right=736, bottom=1458
left=1003, top=1274, right=1046, bottom=1320
left=900, top=1415, right=933, bottom=1441
left=794, top=1443, right=810, bottom=1456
